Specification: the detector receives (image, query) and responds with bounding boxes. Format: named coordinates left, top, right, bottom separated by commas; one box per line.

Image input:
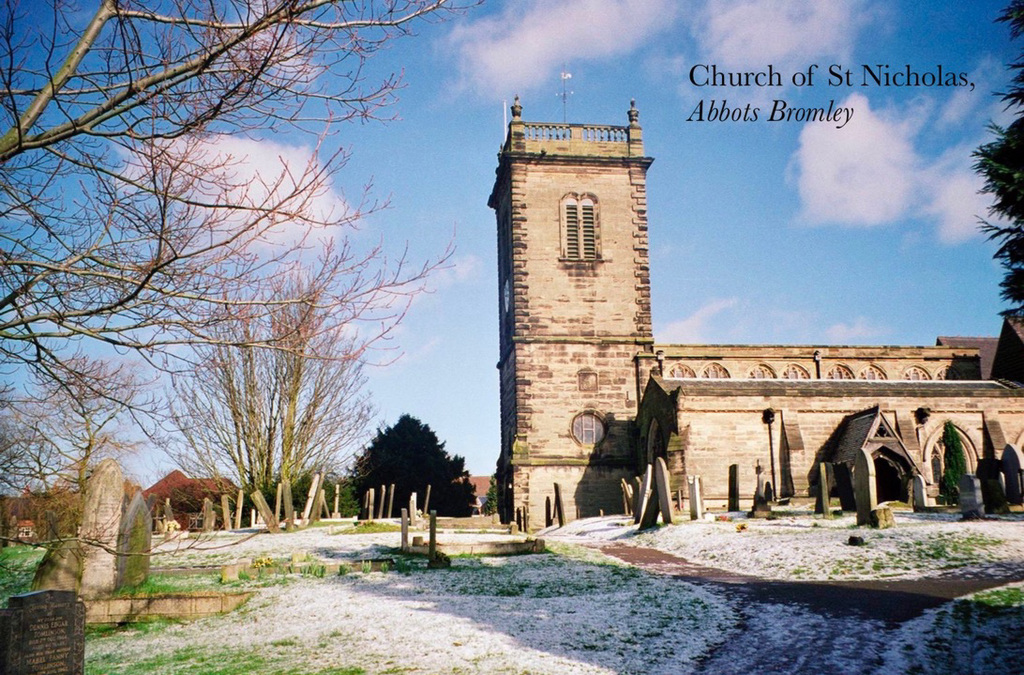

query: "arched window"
left=859, top=365, right=887, bottom=380
left=748, top=364, right=776, bottom=379
left=903, top=366, right=931, bottom=381
left=781, top=364, right=810, bottom=380
left=826, top=365, right=854, bottom=380
left=562, top=194, right=599, bottom=260
left=701, top=363, right=730, bottom=379
left=668, top=363, right=695, bottom=378
left=571, top=412, right=606, bottom=445
left=930, top=450, right=942, bottom=484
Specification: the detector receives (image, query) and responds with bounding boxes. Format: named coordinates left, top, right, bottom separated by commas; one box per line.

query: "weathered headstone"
left=632, top=476, right=642, bottom=519
left=545, top=496, right=553, bottom=527
left=250, top=490, right=280, bottom=533
left=115, top=491, right=152, bottom=591
left=79, top=458, right=124, bottom=599
left=366, top=488, right=376, bottom=522
left=687, top=475, right=703, bottom=521
left=654, top=457, right=673, bottom=525
left=634, top=465, right=654, bottom=525
left=400, top=508, right=409, bottom=552
left=235, top=488, right=245, bottom=530
left=302, top=473, right=321, bottom=524
left=333, top=483, right=341, bottom=519
left=220, top=494, right=232, bottom=532
left=959, top=474, right=985, bottom=519
left=428, top=510, right=437, bottom=561
left=728, top=464, right=740, bottom=512
left=274, top=483, right=283, bottom=522
left=282, top=480, right=295, bottom=530
left=377, top=484, right=386, bottom=520
left=202, top=498, right=216, bottom=532
left=750, top=463, right=771, bottom=518
left=250, top=508, right=256, bottom=528
left=912, top=474, right=930, bottom=511
left=423, top=484, right=433, bottom=517
left=620, top=478, right=631, bottom=515
left=1001, top=444, right=1024, bottom=505
left=31, top=512, right=80, bottom=593
left=387, top=483, right=395, bottom=520
left=815, top=462, right=832, bottom=518
left=553, top=483, right=566, bottom=527
left=163, top=498, right=175, bottom=531
left=853, top=448, right=877, bottom=526
left=0, top=590, right=85, bottom=675
left=638, top=469, right=662, bottom=530
left=833, top=463, right=856, bottom=512
left=409, top=492, right=418, bottom=527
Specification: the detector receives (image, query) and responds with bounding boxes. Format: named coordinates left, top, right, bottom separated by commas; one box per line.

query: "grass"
left=86, top=644, right=366, bottom=675
left=114, top=572, right=221, bottom=596
left=335, top=521, right=401, bottom=535
left=0, top=545, right=44, bottom=605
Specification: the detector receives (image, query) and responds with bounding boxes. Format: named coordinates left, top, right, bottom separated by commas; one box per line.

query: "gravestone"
left=638, top=466, right=662, bottom=530
left=387, top=483, right=396, bottom=520
left=553, top=483, right=566, bottom=527
left=833, top=463, right=857, bottom=511
left=688, top=475, right=703, bottom=521
left=409, top=492, right=417, bottom=527
left=912, top=475, right=930, bottom=511
left=201, top=498, right=216, bottom=532
left=654, top=457, right=674, bottom=525
left=79, top=458, right=124, bottom=599
left=274, top=483, right=283, bottom=522
left=634, top=465, right=654, bottom=525
left=620, top=478, right=632, bottom=515
left=0, top=590, right=85, bottom=675
left=727, top=464, right=740, bottom=512
left=854, top=448, right=877, bottom=527
left=1001, top=444, right=1024, bottom=505
left=163, top=498, right=175, bottom=531
left=959, top=474, right=985, bottom=519
left=423, top=485, right=432, bottom=517
left=302, top=473, right=321, bottom=524
left=400, top=509, right=409, bottom=552
left=815, top=462, right=833, bottom=517
left=282, top=480, right=295, bottom=530
left=428, top=510, right=437, bottom=561
left=31, top=513, right=79, bottom=593
left=115, top=491, right=152, bottom=591
left=545, top=497, right=552, bottom=528
left=333, top=483, right=341, bottom=519
left=366, top=488, right=376, bottom=522
left=377, top=484, right=386, bottom=519
left=870, top=506, right=895, bottom=529
left=235, top=489, right=245, bottom=530
left=221, top=494, right=232, bottom=532
left=250, top=490, right=280, bottom=533
left=632, top=477, right=642, bottom=519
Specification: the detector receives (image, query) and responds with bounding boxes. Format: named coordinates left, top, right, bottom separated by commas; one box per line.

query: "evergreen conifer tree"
left=940, top=421, right=967, bottom=504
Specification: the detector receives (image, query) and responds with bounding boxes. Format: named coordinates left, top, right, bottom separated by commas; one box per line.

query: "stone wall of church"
left=661, top=386, right=1024, bottom=508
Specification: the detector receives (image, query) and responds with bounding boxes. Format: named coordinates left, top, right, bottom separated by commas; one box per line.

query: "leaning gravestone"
left=0, top=590, right=85, bottom=675
left=1002, top=444, right=1024, bottom=505
left=31, top=512, right=81, bottom=593
left=654, top=457, right=674, bottom=525
left=552, top=483, right=566, bottom=527
left=115, top=491, right=152, bottom=591
left=634, top=465, right=654, bottom=525
left=959, top=474, right=985, bottom=519
left=79, top=458, right=124, bottom=599
left=250, top=490, right=280, bottom=533
left=854, top=448, right=877, bottom=527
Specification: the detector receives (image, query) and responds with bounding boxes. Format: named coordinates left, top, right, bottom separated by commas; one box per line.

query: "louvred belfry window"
left=562, top=195, right=598, bottom=260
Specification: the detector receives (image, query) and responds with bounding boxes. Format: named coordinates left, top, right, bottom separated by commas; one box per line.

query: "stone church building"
left=489, top=99, right=1024, bottom=529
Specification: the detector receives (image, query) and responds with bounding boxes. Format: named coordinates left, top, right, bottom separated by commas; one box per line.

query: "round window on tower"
left=571, top=412, right=606, bottom=446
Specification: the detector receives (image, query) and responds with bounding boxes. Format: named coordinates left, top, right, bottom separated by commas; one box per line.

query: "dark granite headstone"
left=727, top=464, right=740, bottom=512
left=0, top=590, right=85, bottom=675
left=1002, top=444, right=1024, bottom=506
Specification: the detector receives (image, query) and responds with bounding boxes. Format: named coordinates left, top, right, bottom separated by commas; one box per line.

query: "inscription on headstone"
left=0, top=590, right=85, bottom=675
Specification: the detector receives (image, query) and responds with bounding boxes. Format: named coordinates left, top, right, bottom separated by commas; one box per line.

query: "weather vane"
left=559, top=65, right=573, bottom=123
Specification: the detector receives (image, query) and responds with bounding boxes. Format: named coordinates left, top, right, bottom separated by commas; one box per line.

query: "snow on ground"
left=551, top=509, right=1024, bottom=581
left=85, top=513, right=1024, bottom=674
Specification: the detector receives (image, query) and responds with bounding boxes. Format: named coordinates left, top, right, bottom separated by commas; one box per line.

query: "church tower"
left=488, top=99, right=654, bottom=528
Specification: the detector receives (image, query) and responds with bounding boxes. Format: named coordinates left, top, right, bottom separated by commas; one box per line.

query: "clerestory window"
left=562, top=194, right=599, bottom=260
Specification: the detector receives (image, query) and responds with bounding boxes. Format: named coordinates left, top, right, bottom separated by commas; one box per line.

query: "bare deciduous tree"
left=0, top=0, right=461, bottom=400
left=170, top=273, right=374, bottom=495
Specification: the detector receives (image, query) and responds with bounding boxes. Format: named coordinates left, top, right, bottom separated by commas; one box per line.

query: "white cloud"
left=657, top=298, right=737, bottom=342
left=692, top=0, right=873, bottom=72
left=825, top=317, right=886, bottom=343
left=427, top=254, right=484, bottom=292
left=446, top=0, right=678, bottom=97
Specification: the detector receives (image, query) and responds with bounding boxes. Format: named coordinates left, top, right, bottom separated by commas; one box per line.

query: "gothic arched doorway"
left=874, top=448, right=910, bottom=503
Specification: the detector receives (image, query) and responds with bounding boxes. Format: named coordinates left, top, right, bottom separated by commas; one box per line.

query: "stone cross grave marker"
left=1002, top=444, right=1024, bottom=506
left=854, top=447, right=877, bottom=527
left=0, top=590, right=85, bottom=675
left=654, top=457, right=673, bottom=525
left=750, top=463, right=771, bottom=518
left=79, top=458, right=124, bottom=599
left=959, top=474, right=985, bottom=518
left=115, top=491, right=152, bottom=591
left=688, top=475, right=703, bottom=521
left=728, top=464, right=740, bottom=512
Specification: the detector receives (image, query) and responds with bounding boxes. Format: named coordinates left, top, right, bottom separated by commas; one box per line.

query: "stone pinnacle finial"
left=628, top=99, right=639, bottom=125
left=511, top=95, right=522, bottom=120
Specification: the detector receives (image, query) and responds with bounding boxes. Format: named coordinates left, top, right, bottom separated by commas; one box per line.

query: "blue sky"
left=123, top=0, right=1018, bottom=482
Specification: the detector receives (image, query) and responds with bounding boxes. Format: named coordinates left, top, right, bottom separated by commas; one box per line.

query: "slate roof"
left=831, top=407, right=881, bottom=465
left=654, top=377, right=1024, bottom=398
left=935, top=335, right=998, bottom=379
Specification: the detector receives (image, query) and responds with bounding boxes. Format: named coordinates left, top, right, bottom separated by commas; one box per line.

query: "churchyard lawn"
left=2, top=510, right=1023, bottom=674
